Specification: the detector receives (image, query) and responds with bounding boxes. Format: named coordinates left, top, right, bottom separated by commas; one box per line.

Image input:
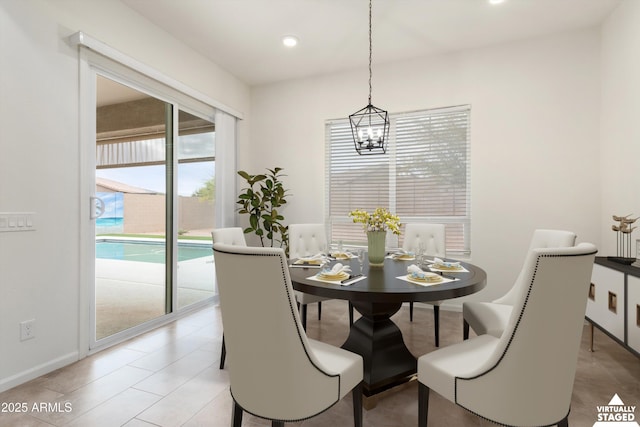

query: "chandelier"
left=349, top=0, right=390, bottom=155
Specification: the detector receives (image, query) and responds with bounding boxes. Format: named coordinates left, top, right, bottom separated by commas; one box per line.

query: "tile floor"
left=0, top=301, right=638, bottom=426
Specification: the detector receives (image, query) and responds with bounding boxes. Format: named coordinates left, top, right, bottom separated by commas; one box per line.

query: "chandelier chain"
left=368, top=0, right=372, bottom=105
left=349, top=0, right=389, bottom=155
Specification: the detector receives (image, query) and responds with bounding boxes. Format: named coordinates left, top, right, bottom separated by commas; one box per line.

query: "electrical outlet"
left=20, top=319, right=35, bottom=341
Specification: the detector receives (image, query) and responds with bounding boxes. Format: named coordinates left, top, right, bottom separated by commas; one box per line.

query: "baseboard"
left=0, top=351, right=79, bottom=393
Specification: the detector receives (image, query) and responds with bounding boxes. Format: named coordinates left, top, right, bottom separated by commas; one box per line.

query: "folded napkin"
left=392, top=249, right=414, bottom=259
left=331, top=251, right=352, bottom=260
left=432, top=258, right=460, bottom=268
left=320, top=263, right=352, bottom=276
left=295, top=252, right=326, bottom=265
left=407, top=264, right=427, bottom=279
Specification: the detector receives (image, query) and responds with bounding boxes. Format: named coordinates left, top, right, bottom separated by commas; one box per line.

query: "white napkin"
left=295, top=252, right=326, bottom=264
left=432, top=258, right=460, bottom=268
left=407, top=264, right=427, bottom=279
left=321, top=263, right=352, bottom=275
left=396, top=249, right=412, bottom=255
left=301, top=252, right=325, bottom=261
left=392, top=249, right=414, bottom=259
left=331, top=250, right=353, bottom=259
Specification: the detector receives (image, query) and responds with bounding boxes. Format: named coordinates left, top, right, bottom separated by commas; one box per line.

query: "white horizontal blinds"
left=326, top=105, right=471, bottom=253
left=97, top=112, right=215, bottom=169
left=97, top=138, right=165, bottom=168
left=395, top=106, right=471, bottom=254
left=327, top=120, right=390, bottom=245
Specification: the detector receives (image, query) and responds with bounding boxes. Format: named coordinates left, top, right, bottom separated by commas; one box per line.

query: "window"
left=325, top=105, right=471, bottom=256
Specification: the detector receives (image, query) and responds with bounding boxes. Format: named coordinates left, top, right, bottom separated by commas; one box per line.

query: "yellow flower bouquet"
left=349, top=207, right=402, bottom=235
left=349, top=208, right=401, bottom=266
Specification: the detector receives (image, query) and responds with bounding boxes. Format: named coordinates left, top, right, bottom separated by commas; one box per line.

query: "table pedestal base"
left=342, top=301, right=417, bottom=397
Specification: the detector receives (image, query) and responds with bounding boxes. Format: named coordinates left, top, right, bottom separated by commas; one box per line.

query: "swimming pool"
left=96, top=240, right=212, bottom=264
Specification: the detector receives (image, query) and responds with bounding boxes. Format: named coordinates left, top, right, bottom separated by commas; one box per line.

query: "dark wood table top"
left=289, top=256, right=486, bottom=304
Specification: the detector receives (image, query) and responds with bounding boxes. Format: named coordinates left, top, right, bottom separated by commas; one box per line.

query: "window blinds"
left=326, top=105, right=471, bottom=255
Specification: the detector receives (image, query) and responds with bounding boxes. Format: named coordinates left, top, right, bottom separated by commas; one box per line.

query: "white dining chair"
left=418, top=243, right=597, bottom=427
left=212, top=227, right=247, bottom=247
left=462, top=229, right=576, bottom=339
left=211, top=227, right=247, bottom=369
left=213, top=243, right=364, bottom=427
left=402, top=223, right=446, bottom=346
left=289, top=223, right=353, bottom=328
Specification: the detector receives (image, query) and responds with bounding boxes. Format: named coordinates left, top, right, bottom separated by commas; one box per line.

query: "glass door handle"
left=90, top=196, right=105, bottom=220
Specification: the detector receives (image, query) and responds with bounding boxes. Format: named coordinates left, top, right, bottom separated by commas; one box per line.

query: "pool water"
left=96, top=240, right=212, bottom=264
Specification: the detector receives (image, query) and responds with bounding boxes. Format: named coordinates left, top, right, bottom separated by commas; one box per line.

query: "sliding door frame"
left=75, top=33, right=231, bottom=356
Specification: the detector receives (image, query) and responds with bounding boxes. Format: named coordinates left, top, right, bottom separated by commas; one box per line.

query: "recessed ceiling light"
left=282, top=35, right=299, bottom=48
left=488, top=0, right=506, bottom=4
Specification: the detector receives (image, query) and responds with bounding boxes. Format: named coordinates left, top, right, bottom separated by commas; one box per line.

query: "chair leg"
left=231, top=401, right=243, bottom=427
left=433, top=305, right=440, bottom=347
left=353, top=383, right=363, bottom=427
left=349, top=302, right=354, bottom=325
left=463, top=319, right=470, bottom=340
left=410, top=302, right=414, bottom=322
left=418, top=383, right=430, bottom=427
left=219, top=334, right=226, bottom=369
left=301, top=304, right=308, bottom=331
left=558, top=415, right=569, bottom=427
left=272, top=421, right=285, bottom=427
left=318, top=301, right=322, bottom=320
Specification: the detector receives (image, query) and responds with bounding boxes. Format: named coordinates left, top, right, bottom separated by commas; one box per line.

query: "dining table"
left=289, top=253, right=487, bottom=397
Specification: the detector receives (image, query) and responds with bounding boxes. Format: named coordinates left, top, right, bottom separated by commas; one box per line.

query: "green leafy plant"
left=192, top=176, right=215, bottom=201
left=237, top=167, right=290, bottom=254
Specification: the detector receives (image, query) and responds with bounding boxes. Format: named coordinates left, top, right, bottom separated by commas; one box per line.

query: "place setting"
left=327, top=241, right=358, bottom=260
left=398, top=264, right=458, bottom=286
left=308, top=262, right=367, bottom=286
left=425, top=257, right=469, bottom=273
left=387, top=249, right=416, bottom=261
left=329, top=250, right=356, bottom=260
left=290, top=252, right=327, bottom=268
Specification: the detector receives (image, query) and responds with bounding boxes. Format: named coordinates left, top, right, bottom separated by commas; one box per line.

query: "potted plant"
left=237, top=167, right=290, bottom=255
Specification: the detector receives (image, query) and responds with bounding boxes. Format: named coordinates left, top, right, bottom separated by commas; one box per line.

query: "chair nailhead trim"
left=452, top=250, right=596, bottom=427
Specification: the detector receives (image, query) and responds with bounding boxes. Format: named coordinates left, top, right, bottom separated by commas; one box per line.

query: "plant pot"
left=367, top=231, right=386, bottom=267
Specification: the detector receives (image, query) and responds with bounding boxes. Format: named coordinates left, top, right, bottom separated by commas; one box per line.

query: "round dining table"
left=289, top=255, right=487, bottom=397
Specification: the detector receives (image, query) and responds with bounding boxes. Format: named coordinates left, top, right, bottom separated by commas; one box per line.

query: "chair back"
left=213, top=243, right=342, bottom=421
left=288, top=223, right=327, bottom=259
left=455, top=243, right=597, bottom=426
left=497, top=229, right=576, bottom=305
left=527, top=229, right=576, bottom=251
left=211, top=227, right=247, bottom=246
left=402, top=223, right=446, bottom=257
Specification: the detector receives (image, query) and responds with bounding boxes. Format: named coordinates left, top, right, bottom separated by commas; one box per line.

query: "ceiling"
left=121, top=0, right=621, bottom=86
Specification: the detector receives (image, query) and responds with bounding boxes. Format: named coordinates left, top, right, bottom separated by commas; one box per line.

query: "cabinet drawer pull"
left=637, top=304, right=640, bottom=327
left=608, top=291, right=617, bottom=314
left=588, top=283, right=595, bottom=301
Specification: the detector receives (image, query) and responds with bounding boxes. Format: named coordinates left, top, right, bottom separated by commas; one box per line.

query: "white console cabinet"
left=628, top=275, right=640, bottom=354
left=586, top=257, right=640, bottom=357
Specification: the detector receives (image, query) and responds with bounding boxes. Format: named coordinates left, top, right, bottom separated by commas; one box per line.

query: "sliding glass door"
left=176, top=109, right=216, bottom=308
left=92, top=75, right=215, bottom=343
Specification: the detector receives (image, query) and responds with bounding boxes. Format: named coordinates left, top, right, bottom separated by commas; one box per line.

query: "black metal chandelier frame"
left=349, top=0, right=390, bottom=155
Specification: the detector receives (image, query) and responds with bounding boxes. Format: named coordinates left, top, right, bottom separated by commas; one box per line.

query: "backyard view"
left=94, top=75, right=216, bottom=341
left=94, top=169, right=215, bottom=339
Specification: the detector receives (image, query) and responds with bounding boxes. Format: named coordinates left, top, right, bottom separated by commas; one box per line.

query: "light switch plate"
left=0, top=212, right=36, bottom=232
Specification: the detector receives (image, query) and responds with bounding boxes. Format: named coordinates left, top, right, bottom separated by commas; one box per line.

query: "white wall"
left=600, top=0, right=640, bottom=257
left=2, top=0, right=636, bottom=393
left=248, top=29, right=603, bottom=304
left=0, top=0, right=250, bottom=391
